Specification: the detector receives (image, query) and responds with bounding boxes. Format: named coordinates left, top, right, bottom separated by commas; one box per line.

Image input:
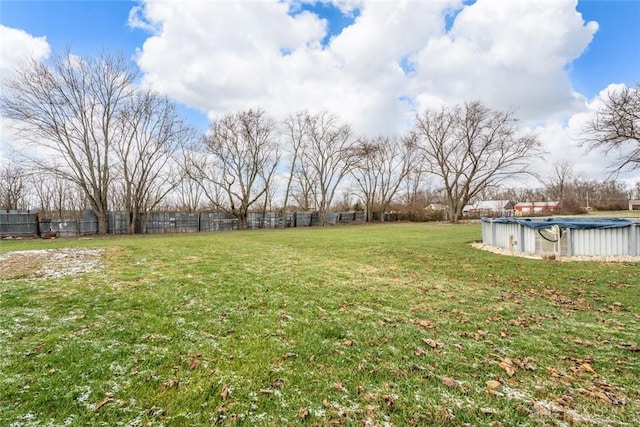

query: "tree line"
left=1, top=51, right=639, bottom=232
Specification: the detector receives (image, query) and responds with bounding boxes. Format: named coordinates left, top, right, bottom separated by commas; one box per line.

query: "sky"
left=1, top=0, right=639, bottom=185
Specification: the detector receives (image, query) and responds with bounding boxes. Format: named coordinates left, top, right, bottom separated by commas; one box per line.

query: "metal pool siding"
left=482, top=219, right=640, bottom=257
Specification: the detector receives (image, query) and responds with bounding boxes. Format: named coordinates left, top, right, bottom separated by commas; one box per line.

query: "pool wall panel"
left=481, top=219, right=640, bottom=258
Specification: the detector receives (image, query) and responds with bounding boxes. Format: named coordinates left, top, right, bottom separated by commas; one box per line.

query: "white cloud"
left=533, top=84, right=640, bottom=184
left=131, top=0, right=463, bottom=136
left=0, top=26, right=51, bottom=167
left=129, top=0, right=636, bottom=182
left=131, top=0, right=598, bottom=140
left=411, top=0, right=598, bottom=122
left=0, top=25, right=50, bottom=81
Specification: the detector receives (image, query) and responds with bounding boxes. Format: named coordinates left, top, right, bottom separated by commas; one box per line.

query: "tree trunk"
left=127, top=211, right=136, bottom=234
left=96, top=210, right=108, bottom=234
left=237, top=211, right=248, bottom=230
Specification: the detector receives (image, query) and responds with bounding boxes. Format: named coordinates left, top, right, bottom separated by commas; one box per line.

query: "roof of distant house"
left=464, top=200, right=512, bottom=211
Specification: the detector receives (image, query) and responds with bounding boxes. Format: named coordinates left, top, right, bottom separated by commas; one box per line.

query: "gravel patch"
left=471, top=242, right=640, bottom=263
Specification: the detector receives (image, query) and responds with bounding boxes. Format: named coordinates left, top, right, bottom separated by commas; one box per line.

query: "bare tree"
left=588, top=180, right=630, bottom=210
left=351, top=134, right=416, bottom=221
left=281, top=111, right=308, bottom=227
left=297, top=111, right=354, bottom=226
left=399, top=152, right=434, bottom=220
left=581, top=84, right=640, bottom=174
left=414, top=101, right=541, bottom=223
left=171, top=174, right=205, bottom=212
left=351, top=140, right=378, bottom=221
left=189, top=109, right=280, bottom=230
left=1, top=51, right=136, bottom=233
left=114, top=91, right=193, bottom=233
left=544, top=161, right=575, bottom=212
left=0, top=164, right=27, bottom=210
left=291, top=158, right=319, bottom=211
left=30, top=173, right=84, bottom=217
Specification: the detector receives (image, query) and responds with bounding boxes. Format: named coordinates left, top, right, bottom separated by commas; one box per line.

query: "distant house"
left=463, top=200, right=514, bottom=217
left=514, top=201, right=560, bottom=216
left=630, top=200, right=640, bottom=211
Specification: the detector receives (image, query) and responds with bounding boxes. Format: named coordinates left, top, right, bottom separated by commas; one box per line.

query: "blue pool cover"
left=482, top=217, right=638, bottom=229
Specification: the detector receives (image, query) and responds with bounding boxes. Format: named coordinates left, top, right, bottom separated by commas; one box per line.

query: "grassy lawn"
left=1, top=223, right=638, bottom=426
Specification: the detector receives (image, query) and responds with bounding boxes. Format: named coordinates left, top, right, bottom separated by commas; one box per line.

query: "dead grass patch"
left=0, top=248, right=105, bottom=280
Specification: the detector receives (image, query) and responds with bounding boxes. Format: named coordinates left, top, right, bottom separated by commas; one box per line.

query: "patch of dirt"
left=0, top=248, right=105, bottom=280
left=471, top=243, right=640, bottom=263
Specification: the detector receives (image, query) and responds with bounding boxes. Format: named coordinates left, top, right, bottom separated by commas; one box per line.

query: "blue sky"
left=572, top=0, right=640, bottom=97
left=1, top=0, right=639, bottom=180
left=1, top=1, right=147, bottom=55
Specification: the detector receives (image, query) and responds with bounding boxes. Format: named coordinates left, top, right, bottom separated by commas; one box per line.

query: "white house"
left=462, top=200, right=514, bottom=217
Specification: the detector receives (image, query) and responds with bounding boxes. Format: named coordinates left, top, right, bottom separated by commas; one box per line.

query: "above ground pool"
left=481, top=217, right=640, bottom=258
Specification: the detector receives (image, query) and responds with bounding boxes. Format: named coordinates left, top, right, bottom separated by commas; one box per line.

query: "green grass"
left=1, top=223, right=638, bottom=426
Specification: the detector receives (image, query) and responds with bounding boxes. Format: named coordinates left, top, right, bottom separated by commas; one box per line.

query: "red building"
left=514, top=201, right=560, bottom=216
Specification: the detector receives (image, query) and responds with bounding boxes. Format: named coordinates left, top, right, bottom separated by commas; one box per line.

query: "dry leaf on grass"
left=485, top=389, right=505, bottom=397
left=442, top=376, right=460, bottom=388
left=188, top=358, right=201, bottom=370
left=580, top=382, right=625, bottom=405
left=220, top=383, right=230, bottom=400
left=514, top=357, right=536, bottom=371
left=486, top=380, right=502, bottom=390
left=334, top=382, right=347, bottom=393
left=421, top=338, right=442, bottom=348
left=414, top=347, right=427, bottom=357
left=93, top=394, right=113, bottom=412
left=497, top=357, right=535, bottom=376
left=572, top=337, right=593, bottom=347
left=412, top=318, right=436, bottom=329
left=618, top=342, right=640, bottom=352
left=578, top=363, right=595, bottom=374
left=554, top=394, right=575, bottom=407
left=299, top=407, right=309, bottom=419
left=531, top=401, right=552, bottom=417
left=383, top=394, right=395, bottom=411
left=161, top=379, right=179, bottom=391
left=545, top=367, right=576, bottom=385
left=499, top=359, right=516, bottom=376
left=145, top=406, right=164, bottom=417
